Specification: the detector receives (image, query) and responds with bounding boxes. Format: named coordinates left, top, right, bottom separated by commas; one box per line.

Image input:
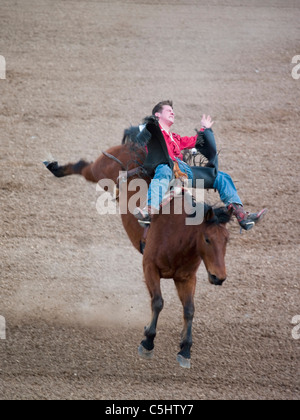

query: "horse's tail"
left=43, top=159, right=97, bottom=182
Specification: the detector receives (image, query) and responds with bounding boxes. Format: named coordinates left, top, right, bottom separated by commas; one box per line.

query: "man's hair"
left=152, top=100, right=173, bottom=116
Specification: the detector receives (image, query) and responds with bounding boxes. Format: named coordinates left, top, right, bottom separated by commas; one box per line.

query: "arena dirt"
left=0, top=0, right=299, bottom=400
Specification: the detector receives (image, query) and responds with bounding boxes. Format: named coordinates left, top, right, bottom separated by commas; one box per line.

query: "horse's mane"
left=204, top=204, right=233, bottom=225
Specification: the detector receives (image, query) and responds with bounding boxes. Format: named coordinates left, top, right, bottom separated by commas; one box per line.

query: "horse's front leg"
left=138, top=265, right=164, bottom=360
left=174, top=275, right=196, bottom=369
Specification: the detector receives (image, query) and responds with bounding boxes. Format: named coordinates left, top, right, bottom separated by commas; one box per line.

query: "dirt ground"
left=0, top=0, right=299, bottom=400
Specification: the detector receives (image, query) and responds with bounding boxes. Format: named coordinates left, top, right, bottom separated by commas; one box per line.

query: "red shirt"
left=160, top=125, right=199, bottom=162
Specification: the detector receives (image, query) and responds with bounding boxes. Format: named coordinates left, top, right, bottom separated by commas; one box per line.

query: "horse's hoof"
left=43, top=161, right=57, bottom=171
left=177, top=354, right=191, bottom=369
left=138, top=344, right=154, bottom=360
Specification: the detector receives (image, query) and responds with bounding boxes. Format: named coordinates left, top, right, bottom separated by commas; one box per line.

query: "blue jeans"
left=213, top=171, right=243, bottom=207
left=147, top=159, right=242, bottom=210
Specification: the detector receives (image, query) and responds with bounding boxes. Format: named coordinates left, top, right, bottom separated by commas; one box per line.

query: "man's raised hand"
left=201, top=114, right=214, bottom=129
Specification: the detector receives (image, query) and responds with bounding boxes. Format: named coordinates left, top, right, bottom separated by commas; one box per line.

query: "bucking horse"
left=44, top=118, right=232, bottom=369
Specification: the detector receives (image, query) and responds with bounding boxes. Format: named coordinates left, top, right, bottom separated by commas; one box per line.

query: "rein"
left=102, top=151, right=127, bottom=171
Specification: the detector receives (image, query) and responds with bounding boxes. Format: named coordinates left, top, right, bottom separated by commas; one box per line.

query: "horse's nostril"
left=209, top=273, right=226, bottom=286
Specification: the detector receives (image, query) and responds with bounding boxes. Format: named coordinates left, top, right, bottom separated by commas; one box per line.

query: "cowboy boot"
left=228, top=203, right=268, bottom=231
left=133, top=206, right=158, bottom=225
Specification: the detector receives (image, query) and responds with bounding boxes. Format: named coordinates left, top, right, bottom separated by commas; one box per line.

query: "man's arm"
left=175, top=133, right=198, bottom=151
left=176, top=114, right=215, bottom=151
left=195, top=114, right=218, bottom=172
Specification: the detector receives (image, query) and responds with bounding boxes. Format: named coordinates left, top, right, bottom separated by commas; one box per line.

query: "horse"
left=44, top=143, right=232, bottom=368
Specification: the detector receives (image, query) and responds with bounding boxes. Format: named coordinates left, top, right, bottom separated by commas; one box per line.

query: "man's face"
left=155, top=105, right=175, bottom=127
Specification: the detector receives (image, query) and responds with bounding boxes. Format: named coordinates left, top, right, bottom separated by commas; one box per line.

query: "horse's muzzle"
left=208, top=273, right=226, bottom=286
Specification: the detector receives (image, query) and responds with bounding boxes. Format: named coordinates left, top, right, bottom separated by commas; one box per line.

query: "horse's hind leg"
left=174, top=275, right=196, bottom=369
left=44, top=160, right=96, bottom=182
left=138, top=265, right=164, bottom=359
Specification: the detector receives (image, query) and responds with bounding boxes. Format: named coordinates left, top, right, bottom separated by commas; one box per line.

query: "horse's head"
left=200, top=206, right=233, bottom=286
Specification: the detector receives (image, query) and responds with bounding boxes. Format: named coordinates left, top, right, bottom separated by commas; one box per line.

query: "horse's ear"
left=204, top=207, right=215, bottom=222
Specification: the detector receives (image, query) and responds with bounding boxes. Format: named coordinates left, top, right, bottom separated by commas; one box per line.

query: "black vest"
left=123, top=116, right=218, bottom=189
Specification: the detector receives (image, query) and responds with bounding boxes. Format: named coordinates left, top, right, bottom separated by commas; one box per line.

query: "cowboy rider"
left=134, top=100, right=267, bottom=230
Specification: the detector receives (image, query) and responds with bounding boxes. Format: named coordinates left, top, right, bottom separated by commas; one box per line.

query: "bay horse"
left=44, top=144, right=232, bottom=368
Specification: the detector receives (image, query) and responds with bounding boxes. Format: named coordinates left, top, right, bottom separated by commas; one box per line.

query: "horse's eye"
left=205, top=237, right=211, bottom=245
